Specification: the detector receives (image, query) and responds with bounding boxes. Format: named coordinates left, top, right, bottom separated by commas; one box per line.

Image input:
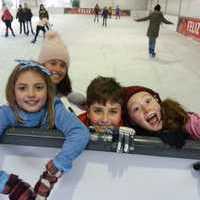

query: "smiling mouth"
left=146, top=113, right=160, bottom=127
left=25, top=100, right=39, bottom=106
left=51, top=72, right=63, bottom=78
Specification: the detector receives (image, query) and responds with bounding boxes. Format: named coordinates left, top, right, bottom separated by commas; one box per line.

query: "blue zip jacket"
left=0, top=98, right=90, bottom=192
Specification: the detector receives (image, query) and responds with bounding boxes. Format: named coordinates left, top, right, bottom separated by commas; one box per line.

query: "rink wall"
left=177, top=17, right=200, bottom=42
left=0, top=128, right=200, bottom=200
left=64, top=7, right=130, bottom=16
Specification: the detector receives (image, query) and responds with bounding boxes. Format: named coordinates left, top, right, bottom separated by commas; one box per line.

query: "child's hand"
left=2, top=174, right=36, bottom=199
left=34, top=160, right=63, bottom=199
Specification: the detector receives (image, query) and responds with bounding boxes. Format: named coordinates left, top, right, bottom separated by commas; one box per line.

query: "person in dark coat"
left=24, top=3, right=34, bottom=35
left=1, top=7, right=15, bottom=37
left=16, top=4, right=26, bottom=34
left=102, top=6, right=109, bottom=27
left=39, top=4, right=49, bottom=30
left=135, top=4, right=173, bottom=57
left=39, top=4, right=49, bottom=20
left=93, top=3, right=100, bottom=23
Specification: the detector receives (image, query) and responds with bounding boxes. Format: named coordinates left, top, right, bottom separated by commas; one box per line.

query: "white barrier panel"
left=0, top=144, right=199, bottom=200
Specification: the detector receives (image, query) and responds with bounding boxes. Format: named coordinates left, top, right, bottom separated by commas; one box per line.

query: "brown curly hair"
left=161, top=98, right=189, bottom=132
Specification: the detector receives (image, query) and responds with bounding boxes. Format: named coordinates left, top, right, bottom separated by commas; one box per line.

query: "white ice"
left=0, top=14, right=200, bottom=111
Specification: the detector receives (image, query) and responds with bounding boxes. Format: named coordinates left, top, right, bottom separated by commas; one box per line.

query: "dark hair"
left=154, top=4, right=161, bottom=11
left=87, top=76, right=123, bottom=107
left=56, top=72, right=72, bottom=96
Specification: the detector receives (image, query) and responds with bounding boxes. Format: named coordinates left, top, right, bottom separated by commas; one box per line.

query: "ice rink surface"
left=0, top=14, right=200, bottom=111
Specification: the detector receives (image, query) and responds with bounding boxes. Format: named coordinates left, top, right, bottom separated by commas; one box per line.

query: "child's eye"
left=50, top=61, right=57, bottom=66
left=36, top=86, right=44, bottom=90
left=145, top=98, right=152, bottom=104
left=132, top=107, right=139, bottom=112
left=17, top=86, right=26, bottom=91
left=35, top=84, right=46, bottom=91
left=94, top=109, right=102, bottom=114
left=110, top=110, right=118, bottom=114
left=59, top=63, right=66, bottom=69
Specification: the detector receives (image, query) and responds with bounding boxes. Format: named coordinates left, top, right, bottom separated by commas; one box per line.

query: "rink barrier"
left=177, top=16, right=200, bottom=42
left=64, top=8, right=130, bottom=16
left=0, top=128, right=200, bottom=160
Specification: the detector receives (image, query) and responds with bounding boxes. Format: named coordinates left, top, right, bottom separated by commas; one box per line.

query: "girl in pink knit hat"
left=38, top=31, right=86, bottom=115
left=123, top=86, right=200, bottom=148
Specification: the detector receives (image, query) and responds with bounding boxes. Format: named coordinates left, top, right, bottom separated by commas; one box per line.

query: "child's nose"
left=27, top=89, right=35, bottom=97
left=100, top=114, right=110, bottom=125
left=142, top=105, right=150, bottom=113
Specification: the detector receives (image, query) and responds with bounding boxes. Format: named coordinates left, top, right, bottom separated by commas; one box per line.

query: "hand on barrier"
left=34, top=160, right=63, bottom=200
left=193, top=162, right=200, bottom=171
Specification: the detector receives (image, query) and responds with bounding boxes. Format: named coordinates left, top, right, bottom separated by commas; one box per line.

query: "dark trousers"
left=102, top=17, right=107, bottom=27
left=4, top=20, right=15, bottom=37
left=19, top=21, right=26, bottom=34
left=25, top=20, right=34, bottom=35
left=32, top=25, right=45, bottom=42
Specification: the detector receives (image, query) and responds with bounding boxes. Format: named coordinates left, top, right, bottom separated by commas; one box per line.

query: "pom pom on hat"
left=123, top=86, right=161, bottom=125
left=38, top=31, right=70, bottom=67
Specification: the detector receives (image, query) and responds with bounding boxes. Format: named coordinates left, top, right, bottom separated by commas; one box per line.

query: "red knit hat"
left=123, top=86, right=161, bottom=125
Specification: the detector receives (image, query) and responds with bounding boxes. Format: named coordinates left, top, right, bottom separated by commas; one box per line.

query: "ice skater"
left=24, top=2, right=34, bottom=35
left=1, top=7, right=15, bottom=37
left=16, top=4, right=26, bottom=35
left=135, top=4, right=173, bottom=58
left=93, top=3, right=100, bottom=23
left=102, top=6, right=109, bottom=27
left=31, top=17, right=50, bottom=43
left=115, top=5, right=120, bottom=19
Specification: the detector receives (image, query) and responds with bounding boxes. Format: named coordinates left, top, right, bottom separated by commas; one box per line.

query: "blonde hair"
left=6, top=63, right=55, bottom=128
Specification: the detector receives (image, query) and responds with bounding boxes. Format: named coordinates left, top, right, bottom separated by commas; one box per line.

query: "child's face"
left=87, top=101, right=122, bottom=126
left=15, top=70, right=47, bottom=112
left=45, top=59, right=67, bottom=84
left=127, top=91, right=162, bottom=132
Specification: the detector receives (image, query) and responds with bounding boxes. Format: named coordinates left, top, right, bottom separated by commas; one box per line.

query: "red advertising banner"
left=177, top=17, right=200, bottom=42
left=64, top=8, right=130, bottom=16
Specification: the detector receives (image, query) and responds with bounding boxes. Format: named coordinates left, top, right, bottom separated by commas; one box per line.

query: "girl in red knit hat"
left=123, top=86, right=200, bottom=148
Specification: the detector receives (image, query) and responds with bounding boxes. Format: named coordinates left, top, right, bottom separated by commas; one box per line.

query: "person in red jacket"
left=1, top=7, right=15, bottom=37
left=78, top=76, right=124, bottom=127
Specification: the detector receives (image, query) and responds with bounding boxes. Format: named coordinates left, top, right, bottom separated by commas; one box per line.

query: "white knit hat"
left=38, top=31, right=70, bottom=67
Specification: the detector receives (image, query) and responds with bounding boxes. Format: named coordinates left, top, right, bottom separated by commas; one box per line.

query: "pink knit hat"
left=38, top=31, right=70, bottom=67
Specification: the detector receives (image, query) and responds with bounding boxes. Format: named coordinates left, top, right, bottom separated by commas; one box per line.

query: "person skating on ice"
left=115, top=5, right=120, bottom=19
left=135, top=4, right=173, bottom=58
left=93, top=3, right=100, bottom=23
left=1, top=6, right=15, bottom=37
left=31, top=17, right=50, bottom=43
left=102, top=6, right=109, bottom=27
left=24, top=2, right=34, bottom=35
left=16, top=4, right=26, bottom=35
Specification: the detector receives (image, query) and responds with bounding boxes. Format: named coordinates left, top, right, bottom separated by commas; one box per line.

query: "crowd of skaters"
left=93, top=3, right=121, bottom=27
left=1, top=3, right=50, bottom=43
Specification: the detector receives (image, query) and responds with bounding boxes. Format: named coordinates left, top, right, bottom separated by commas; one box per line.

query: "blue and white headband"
left=15, top=59, right=51, bottom=76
